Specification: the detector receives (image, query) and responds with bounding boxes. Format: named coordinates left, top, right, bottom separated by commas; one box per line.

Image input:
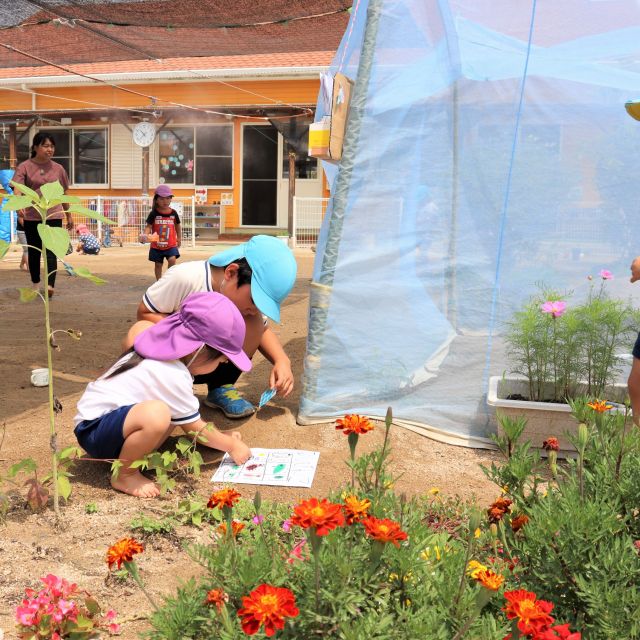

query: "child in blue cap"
left=131, top=235, right=297, bottom=418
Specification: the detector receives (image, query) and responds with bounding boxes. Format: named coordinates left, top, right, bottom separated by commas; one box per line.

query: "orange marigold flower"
left=542, top=437, right=560, bottom=452
left=487, top=496, right=512, bottom=524
left=466, top=560, right=488, bottom=578
left=217, top=520, right=245, bottom=537
left=475, top=568, right=505, bottom=591
left=237, top=583, right=299, bottom=637
left=205, top=588, right=229, bottom=611
left=106, top=538, right=144, bottom=570
left=290, top=498, right=345, bottom=536
left=503, top=589, right=555, bottom=636
left=207, top=488, right=241, bottom=509
left=335, top=414, right=374, bottom=435
left=361, top=516, right=408, bottom=547
left=511, top=514, right=529, bottom=533
left=587, top=400, right=613, bottom=413
left=343, top=495, right=372, bottom=525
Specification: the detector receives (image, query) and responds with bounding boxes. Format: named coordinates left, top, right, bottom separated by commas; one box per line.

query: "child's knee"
left=139, top=400, right=171, bottom=429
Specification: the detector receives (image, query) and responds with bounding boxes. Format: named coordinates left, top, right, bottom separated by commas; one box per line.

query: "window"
left=45, top=128, right=108, bottom=185
left=0, top=133, right=29, bottom=170
left=158, top=125, right=233, bottom=186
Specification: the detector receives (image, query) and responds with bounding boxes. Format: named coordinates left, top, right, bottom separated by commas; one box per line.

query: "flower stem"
left=124, top=561, right=158, bottom=610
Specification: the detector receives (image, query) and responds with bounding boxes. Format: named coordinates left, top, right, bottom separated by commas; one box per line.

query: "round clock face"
left=132, top=122, right=156, bottom=147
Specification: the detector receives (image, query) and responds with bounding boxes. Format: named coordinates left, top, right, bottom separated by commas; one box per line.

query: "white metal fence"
left=293, top=196, right=329, bottom=248
left=68, top=195, right=196, bottom=247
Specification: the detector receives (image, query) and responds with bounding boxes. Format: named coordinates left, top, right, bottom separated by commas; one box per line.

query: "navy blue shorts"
left=149, top=247, right=180, bottom=263
left=633, top=332, right=640, bottom=359
left=74, top=404, right=134, bottom=459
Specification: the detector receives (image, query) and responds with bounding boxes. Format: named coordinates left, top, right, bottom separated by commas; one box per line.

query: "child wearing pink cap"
left=74, top=292, right=252, bottom=498
left=75, top=223, right=101, bottom=255
left=141, top=184, right=181, bottom=280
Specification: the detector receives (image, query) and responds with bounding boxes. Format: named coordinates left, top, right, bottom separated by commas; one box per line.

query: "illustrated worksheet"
left=211, top=448, right=320, bottom=488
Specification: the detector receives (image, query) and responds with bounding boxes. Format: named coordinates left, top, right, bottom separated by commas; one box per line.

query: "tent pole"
left=300, top=0, right=384, bottom=411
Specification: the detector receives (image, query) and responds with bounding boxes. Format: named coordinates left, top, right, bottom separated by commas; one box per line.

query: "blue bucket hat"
left=208, top=235, right=297, bottom=322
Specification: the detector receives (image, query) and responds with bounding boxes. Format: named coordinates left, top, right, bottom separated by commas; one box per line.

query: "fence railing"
left=68, top=195, right=196, bottom=247
left=293, top=196, right=329, bottom=248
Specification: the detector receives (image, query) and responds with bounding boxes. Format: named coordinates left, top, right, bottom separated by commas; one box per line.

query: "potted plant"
left=487, top=272, right=639, bottom=451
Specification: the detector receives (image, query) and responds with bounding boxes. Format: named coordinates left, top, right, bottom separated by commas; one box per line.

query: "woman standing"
left=13, top=132, right=73, bottom=297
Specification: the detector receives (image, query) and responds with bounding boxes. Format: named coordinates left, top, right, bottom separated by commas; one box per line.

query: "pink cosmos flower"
left=540, top=300, right=567, bottom=318
left=599, top=269, right=613, bottom=280
left=282, top=518, right=292, bottom=533
left=252, top=514, right=265, bottom=525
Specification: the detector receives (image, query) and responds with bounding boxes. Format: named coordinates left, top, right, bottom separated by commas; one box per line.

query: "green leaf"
left=57, top=475, right=72, bottom=500
left=37, top=224, right=70, bottom=259
left=67, top=204, right=116, bottom=225
left=0, top=238, right=10, bottom=259
left=73, top=266, right=107, bottom=285
left=111, top=459, right=123, bottom=478
left=8, top=458, right=37, bottom=478
left=10, top=179, right=38, bottom=200
left=58, top=446, right=81, bottom=460
left=39, top=180, right=64, bottom=202
left=2, top=195, right=35, bottom=212
left=18, top=287, right=40, bottom=302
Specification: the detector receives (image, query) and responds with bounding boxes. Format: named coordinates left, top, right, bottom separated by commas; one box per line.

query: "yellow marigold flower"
left=466, top=560, right=488, bottom=578
left=587, top=400, right=613, bottom=413
left=475, top=568, right=505, bottom=591
left=428, top=487, right=440, bottom=496
left=474, top=528, right=482, bottom=539
left=342, top=495, right=371, bottom=525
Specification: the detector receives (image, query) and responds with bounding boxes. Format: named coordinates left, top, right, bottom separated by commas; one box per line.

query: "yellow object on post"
left=625, top=100, right=640, bottom=121
left=308, top=119, right=331, bottom=159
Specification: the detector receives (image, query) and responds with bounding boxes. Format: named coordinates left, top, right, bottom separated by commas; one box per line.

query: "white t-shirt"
left=74, top=353, right=200, bottom=427
left=142, top=260, right=212, bottom=314
left=141, top=258, right=268, bottom=325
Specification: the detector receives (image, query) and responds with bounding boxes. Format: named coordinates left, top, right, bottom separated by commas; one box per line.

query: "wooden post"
left=9, top=123, right=17, bottom=169
left=142, top=146, right=150, bottom=196
left=288, top=150, right=296, bottom=240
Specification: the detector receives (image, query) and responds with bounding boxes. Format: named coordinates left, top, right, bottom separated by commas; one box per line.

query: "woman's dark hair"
left=30, top=132, right=55, bottom=158
left=103, top=345, right=223, bottom=380
left=229, top=257, right=253, bottom=288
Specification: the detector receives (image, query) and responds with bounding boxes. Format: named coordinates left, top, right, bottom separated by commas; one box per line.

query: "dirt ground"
left=0, top=243, right=499, bottom=638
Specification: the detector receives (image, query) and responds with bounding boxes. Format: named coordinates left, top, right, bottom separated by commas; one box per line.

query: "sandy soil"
left=0, top=244, right=499, bottom=638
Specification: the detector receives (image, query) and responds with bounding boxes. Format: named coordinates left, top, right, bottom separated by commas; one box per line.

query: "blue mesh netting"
left=299, top=0, right=640, bottom=444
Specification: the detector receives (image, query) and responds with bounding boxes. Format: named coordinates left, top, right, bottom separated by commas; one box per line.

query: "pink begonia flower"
left=540, top=300, right=567, bottom=318
left=599, top=269, right=613, bottom=280
left=109, top=622, right=122, bottom=634
left=282, top=518, right=292, bottom=533
left=252, top=514, right=265, bottom=525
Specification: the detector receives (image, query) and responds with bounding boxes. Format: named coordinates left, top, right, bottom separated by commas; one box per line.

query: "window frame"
left=34, top=126, right=109, bottom=188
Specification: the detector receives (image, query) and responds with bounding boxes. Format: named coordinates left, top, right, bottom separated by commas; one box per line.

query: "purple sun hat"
left=134, top=292, right=251, bottom=371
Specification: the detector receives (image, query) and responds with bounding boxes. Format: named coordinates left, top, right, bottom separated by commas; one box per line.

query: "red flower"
left=237, top=584, right=299, bottom=637
left=342, top=495, right=372, bottom=525
left=503, top=589, right=555, bottom=636
left=361, top=516, right=408, bottom=547
left=335, top=414, right=374, bottom=435
left=587, top=400, right=613, bottom=413
left=207, top=488, right=241, bottom=509
left=205, top=588, right=229, bottom=611
left=106, top=538, right=144, bottom=570
left=542, top=437, right=560, bottom=452
left=488, top=496, right=513, bottom=524
left=511, top=514, right=529, bottom=533
left=290, top=498, right=345, bottom=536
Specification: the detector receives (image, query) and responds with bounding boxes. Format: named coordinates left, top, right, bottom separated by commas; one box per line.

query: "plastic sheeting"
left=299, top=0, right=640, bottom=445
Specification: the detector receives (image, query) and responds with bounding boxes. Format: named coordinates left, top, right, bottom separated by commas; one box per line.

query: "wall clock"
left=132, top=121, right=156, bottom=147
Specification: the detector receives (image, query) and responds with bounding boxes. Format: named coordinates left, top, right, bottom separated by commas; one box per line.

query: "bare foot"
left=111, top=470, right=160, bottom=498
left=47, top=286, right=54, bottom=298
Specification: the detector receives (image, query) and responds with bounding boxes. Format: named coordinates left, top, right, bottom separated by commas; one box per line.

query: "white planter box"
left=487, top=376, right=627, bottom=453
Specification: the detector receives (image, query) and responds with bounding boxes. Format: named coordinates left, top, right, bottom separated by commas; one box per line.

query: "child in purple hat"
left=141, top=184, right=182, bottom=280
left=74, top=292, right=252, bottom=498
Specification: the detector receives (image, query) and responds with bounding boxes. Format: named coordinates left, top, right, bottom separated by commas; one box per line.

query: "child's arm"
left=175, top=222, right=182, bottom=247
left=139, top=224, right=159, bottom=244
left=180, top=419, right=251, bottom=465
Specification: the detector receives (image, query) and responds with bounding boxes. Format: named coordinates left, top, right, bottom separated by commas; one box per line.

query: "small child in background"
left=74, top=291, right=252, bottom=498
left=144, top=184, right=181, bottom=280
left=75, top=223, right=101, bottom=255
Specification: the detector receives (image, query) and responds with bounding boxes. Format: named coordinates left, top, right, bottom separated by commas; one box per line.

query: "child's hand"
left=229, top=433, right=251, bottom=465
left=148, top=233, right=159, bottom=243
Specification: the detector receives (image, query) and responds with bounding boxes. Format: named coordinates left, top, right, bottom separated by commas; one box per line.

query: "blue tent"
left=299, top=0, right=640, bottom=445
